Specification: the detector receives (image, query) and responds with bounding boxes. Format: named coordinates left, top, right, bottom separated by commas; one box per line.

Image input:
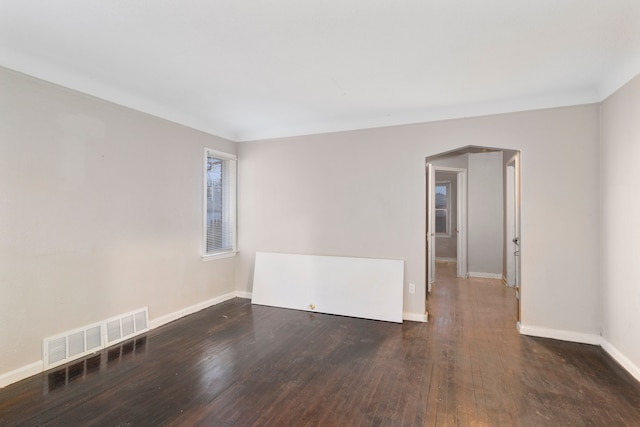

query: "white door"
left=513, top=156, right=521, bottom=289
left=426, top=163, right=436, bottom=291
left=505, top=163, right=517, bottom=286
left=505, top=158, right=521, bottom=288
left=455, top=170, right=468, bottom=278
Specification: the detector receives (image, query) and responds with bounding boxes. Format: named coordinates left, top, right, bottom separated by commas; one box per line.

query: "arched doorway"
left=426, top=145, right=521, bottom=321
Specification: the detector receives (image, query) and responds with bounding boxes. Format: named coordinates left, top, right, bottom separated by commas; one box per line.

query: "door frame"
left=505, top=160, right=518, bottom=286
left=426, top=163, right=435, bottom=291
left=505, top=153, right=521, bottom=321
left=426, top=164, right=468, bottom=291
left=424, top=146, right=522, bottom=327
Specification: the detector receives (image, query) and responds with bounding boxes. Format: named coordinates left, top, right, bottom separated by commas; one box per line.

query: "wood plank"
left=1, top=261, right=640, bottom=425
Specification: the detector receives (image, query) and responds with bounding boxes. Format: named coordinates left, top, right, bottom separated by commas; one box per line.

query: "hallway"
left=427, top=260, right=640, bottom=425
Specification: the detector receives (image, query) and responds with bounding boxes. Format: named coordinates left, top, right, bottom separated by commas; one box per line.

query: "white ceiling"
left=2, top=1, right=640, bottom=141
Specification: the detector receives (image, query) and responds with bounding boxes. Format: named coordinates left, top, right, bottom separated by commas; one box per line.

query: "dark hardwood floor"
left=2, top=262, right=640, bottom=426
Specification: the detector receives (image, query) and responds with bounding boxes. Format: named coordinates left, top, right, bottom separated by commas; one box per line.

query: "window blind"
left=205, top=150, right=236, bottom=255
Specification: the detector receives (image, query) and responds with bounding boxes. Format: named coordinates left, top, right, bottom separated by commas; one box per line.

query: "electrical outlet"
left=409, top=283, right=415, bottom=294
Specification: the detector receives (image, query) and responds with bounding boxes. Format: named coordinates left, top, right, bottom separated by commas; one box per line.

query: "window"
left=435, top=182, right=450, bottom=235
left=204, top=149, right=237, bottom=257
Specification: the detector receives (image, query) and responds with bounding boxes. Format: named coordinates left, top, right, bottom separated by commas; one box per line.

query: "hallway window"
left=435, top=182, right=449, bottom=235
left=204, top=149, right=237, bottom=258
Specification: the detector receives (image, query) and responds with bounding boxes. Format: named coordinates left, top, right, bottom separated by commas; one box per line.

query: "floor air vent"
left=43, top=323, right=103, bottom=369
left=104, top=308, right=149, bottom=347
left=43, top=308, right=149, bottom=369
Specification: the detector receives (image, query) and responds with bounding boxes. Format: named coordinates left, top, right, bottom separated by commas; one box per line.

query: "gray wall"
left=431, top=150, right=511, bottom=276
left=0, top=67, right=237, bottom=378
left=5, top=63, right=631, bottom=385
left=236, top=104, right=601, bottom=334
left=601, top=73, right=640, bottom=379
left=468, top=152, right=504, bottom=276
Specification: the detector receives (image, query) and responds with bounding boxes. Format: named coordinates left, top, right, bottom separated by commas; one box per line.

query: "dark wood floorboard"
left=2, top=261, right=640, bottom=426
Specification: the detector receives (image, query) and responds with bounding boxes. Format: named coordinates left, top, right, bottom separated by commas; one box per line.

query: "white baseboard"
left=7, top=298, right=637, bottom=392
left=436, top=257, right=456, bottom=263
left=601, top=338, right=640, bottom=383
left=403, top=312, right=428, bottom=323
left=1, top=291, right=243, bottom=388
left=0, top=360, right=43, bottom=388
left=149, top=291, right=237, bottom=330
left=468, top=272, right=503, bottom=280
left=502, top=277, right=516, bottom=287
left=519, top=324, right=640, bottom=383
left=517, top=323, right=601, bottom=345
left=236, top=291, right=252, bottom=299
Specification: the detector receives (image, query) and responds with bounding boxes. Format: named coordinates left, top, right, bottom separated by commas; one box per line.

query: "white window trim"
left=202, top=250, right=237, bottom=262
left=202, top=148, right=238, bottom=261
left=435, top=181, right=451, bottom=238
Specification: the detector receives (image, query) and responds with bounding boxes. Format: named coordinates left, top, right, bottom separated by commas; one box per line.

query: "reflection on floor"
left=44, top=337, right=147, bottom=394
left=1, top=265, right=640, bottom=425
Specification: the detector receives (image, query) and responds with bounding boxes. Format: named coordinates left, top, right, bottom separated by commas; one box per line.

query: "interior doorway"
left=425, top=146, right=521, bottom=321
left=426, top=165, right=467, bottom=290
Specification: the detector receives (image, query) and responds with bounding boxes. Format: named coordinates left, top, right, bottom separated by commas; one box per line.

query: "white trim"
left=434, top=180, right=452, bottom=237
left=203, top=148, right=238, bottom=257
left=517, top=323, right=601, bottom=345
left=202, top=251, right=237, bottom=262
left=0, top=361, right=43, bottom=388
left=468, top=272, right=503, bottom=280
left=505, top=161, right=517, bottom=287
left=403, top=312, right=428, bottom=323
left=432, top=166, right=468, bottom=172
left=2, top=291, right=244, bottom=388
left=436, top=257, right=457, bottom=262
left=519, top=324, right=640, bottom=382
left=236, top=291, right=252, bottom=299
left=601, top=338, right=640, bottom=383
left=426, top=163, right=435, bottom=288
left=457, top=170, right=468, bottom=278
left=6, top=304, right=640, bottom=393
left=149, top=291, right=237, bottom=330
left=428, top=165, right=468, bottom=279
left=203, top=148, right=237, bottom=161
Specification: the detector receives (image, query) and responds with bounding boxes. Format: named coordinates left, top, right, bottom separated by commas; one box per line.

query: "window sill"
left=202, top=251, right=238, bottom=262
